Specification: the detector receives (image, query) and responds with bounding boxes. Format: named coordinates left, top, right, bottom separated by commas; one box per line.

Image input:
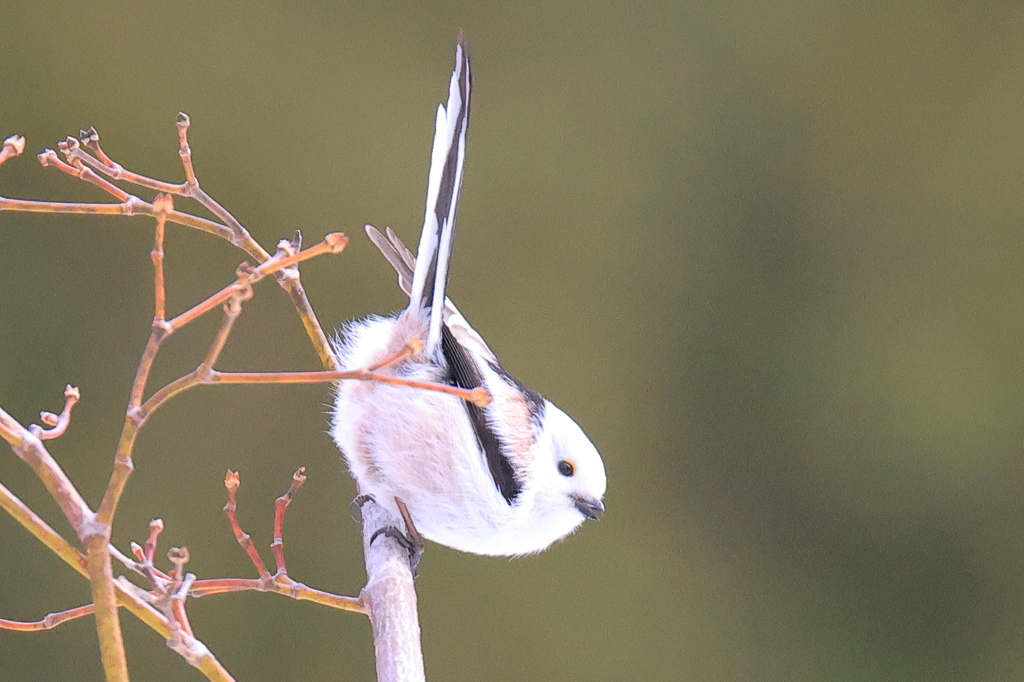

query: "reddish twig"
left=0, top=119, right=377, bottom=679
left=366, top=336, right=425, bottom=372
left=52, top=141, right=132, bottom=201
left=113, top=519, right=228, bottom=679
left=61, top=118, right=269, bottom=260
left=223, top=471, right=271, bottom=578
left=167, top=547, right=195, bottom=639
left=0, top=192, right=235, bottom=243
left=165, top=233, right=346, bottom=334
left=0, top=478, right=170, bottom=639
left=272, top=467, right=307, bottom=574
left=207, top=369, right=492, bottom=407
left=80, top=126, right=115, bottom=167
left=144, top=519, right=164, bottom=567
left=32, top=385, right=81, bottom=441
left=0, top=604, right=96, bottom=632
left=176, top=114, right=198, bottom=186
left=196, top=469, right=365, bottom=614
left=100, top=231, right=349, bottom=543
left=188, top=575, right=365, bottom=614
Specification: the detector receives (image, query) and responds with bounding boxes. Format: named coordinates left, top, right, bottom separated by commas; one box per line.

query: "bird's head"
left=523, top=401, right=606, bottom=548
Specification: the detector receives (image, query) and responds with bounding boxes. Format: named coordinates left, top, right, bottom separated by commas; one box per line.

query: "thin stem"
left=278, top=274, right=336, bottom=370
left=207, top=369, right=492, bottom=407
left=99, top=297, right=244, bottom=528
left=223, top=471, right=271, bottom=578
left=0, top=478, right=170, bottom=636
left=51, top=144, right=131, bottom=201
left=33, top=385, right=81, bottom=441
left=67, top=119, right=270, bottom=260
left=0, top=604, right=96, bottom=632
left=188, top=575, right=365, bottom=614
left=0, top=194, right=238, bottom=243
left=151, top=194, right=171, bottom=321
left=144, top=519, right=164, bottom=566
left=176, top=114, right=197, bottom=185
left=101, top=232, right=347, bottom=530
left=271, top=468, right=307, bottom=574
left=366, top=336, right=424, bottom=372
left=66, top=144, right=193, bottom=196
left=80, top=126, right=115, bottom=167
left=0, top=406, right=93, bottom=544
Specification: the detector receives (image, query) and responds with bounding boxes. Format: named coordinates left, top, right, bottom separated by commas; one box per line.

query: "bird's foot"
left=350, top=493, right=375, bottom=523
left=360, top=496, right=425, bottom=576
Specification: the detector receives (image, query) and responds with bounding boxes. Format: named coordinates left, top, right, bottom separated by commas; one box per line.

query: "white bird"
left=330, top=38, right=606, bottom=558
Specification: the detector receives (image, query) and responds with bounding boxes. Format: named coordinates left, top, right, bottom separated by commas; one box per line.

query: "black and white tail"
left=408, top=36, right=472, bottom=357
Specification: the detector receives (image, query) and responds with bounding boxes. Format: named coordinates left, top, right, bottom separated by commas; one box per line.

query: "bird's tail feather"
left=408, top=36, right=471, bottom=356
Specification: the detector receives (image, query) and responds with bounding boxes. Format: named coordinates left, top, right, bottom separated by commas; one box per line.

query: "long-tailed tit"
left=330, top=38, right=606, bottom=557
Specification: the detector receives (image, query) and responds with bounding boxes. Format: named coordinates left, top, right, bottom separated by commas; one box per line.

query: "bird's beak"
left=572, top=495, right=605, bottom=521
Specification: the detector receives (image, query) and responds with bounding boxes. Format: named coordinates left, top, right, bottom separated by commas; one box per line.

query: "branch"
left=0, top=116, right=437, bottom=680
left=359, top=499, right=425, bottom=682
left=205, top=470, right=364, bottom=614
left=2, top=119, right=335, bottom=367
left=0, top=604, right=96, bottom=632
left=0, top=476, right=170, bottom=640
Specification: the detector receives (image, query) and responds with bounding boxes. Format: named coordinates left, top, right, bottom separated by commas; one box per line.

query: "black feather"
left=422, top=44, right=472, bottom=310
left=441, top=325, right=521, bottom=503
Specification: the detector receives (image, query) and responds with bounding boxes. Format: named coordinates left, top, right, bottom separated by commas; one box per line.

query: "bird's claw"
left=350, top=494, right=375, bottom=523
left=369, top=525, right=424, bottom=577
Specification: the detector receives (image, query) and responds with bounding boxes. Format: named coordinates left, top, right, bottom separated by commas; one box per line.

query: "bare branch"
left=151, top=194, right=171, bottom=321
left=359, top=498, right=425, bottom=682
left=0, top=403, right=94, bottom=545
left=223, top=471, right=271, bottom=579
left=1, top=119, right=375, bottom=679
left=271, top=467, right=307, bottom=574
left=0, top=604, right=96, bottom=632
left=0, top=478, right=171, bottom=638
left=31, top=385, right=81, bottom=441
left=207, top=369, right=492, bottom=407
left=0, top=192, right=237, bottom=244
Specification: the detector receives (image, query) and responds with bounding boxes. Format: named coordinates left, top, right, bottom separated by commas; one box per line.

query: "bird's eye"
left=557, top=460, right=575, bottom=477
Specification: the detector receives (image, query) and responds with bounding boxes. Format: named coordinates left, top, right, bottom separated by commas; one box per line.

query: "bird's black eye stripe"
left=558, top=460, right=575, bottom=477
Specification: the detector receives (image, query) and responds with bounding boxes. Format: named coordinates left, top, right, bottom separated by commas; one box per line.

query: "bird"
left=330, top=37, right=606, bottom=558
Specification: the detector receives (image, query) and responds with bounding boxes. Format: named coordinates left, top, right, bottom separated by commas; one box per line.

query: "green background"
left=3, top=2, right=1024, bottom=680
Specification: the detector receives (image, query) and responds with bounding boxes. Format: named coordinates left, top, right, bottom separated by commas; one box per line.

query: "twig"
left=0, top=479, right=170, bottom=636
left=0, top=116, right=434, bottom=679
left=271, top=467, right=306, bottom=574
left=33, top=385, right=81, bottom=441
left=0, top=604, right=96, bottom=632
left=223, top=471, right=271, bottom=578
left=151, top=193, right=170, bottom=321
left=209, top=470, right=364, bottom=614
left=0, top=135, right=25, bottom=166
left=0, top=192, right=236, bottom=244
left=116, top=521, right=233, bottom=681
left=206, top=369, right=491, bottom=406
left=100, top=231, right=349, bottom=541
left=186, top=576, right=365, bottom=613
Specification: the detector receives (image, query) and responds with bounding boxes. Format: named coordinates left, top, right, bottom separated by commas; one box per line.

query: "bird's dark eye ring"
left=557, top=460, right=575, bottom=477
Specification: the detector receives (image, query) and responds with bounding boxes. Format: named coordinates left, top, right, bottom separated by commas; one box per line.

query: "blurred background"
left=3, top=1, right=1024, bottom=680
